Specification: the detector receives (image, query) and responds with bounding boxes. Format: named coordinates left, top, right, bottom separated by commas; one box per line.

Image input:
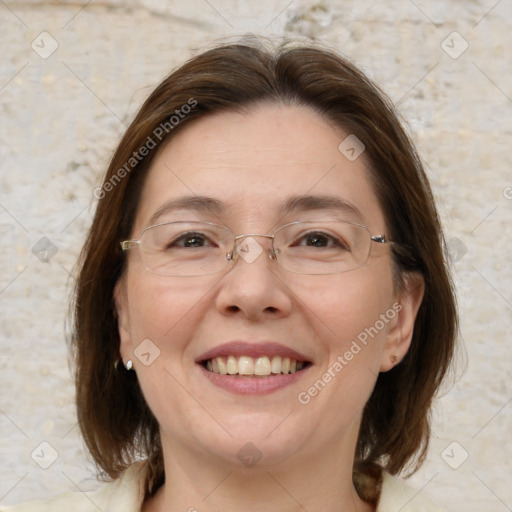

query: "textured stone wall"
left=1, top=1, right=511, bottom=510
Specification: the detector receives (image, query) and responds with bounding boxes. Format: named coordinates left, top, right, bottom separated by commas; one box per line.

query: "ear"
left=114, top=279, right=133, bottom=363
left=380, top=273, right=425, bottom=372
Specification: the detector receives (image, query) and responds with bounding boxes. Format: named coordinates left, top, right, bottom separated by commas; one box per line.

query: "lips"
left=196, top=341, right=312, bottom=394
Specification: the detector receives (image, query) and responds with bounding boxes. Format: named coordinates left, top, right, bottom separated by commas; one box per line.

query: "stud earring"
left=390, top=355, right=398, bottom=364
left=126, top=360, right=133, bottom=371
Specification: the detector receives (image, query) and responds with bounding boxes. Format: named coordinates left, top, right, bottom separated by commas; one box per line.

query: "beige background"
left=1, top=1, right=511, bottom=510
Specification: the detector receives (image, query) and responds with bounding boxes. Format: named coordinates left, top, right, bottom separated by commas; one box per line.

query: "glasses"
left=120, top=220, right=392, bottom=277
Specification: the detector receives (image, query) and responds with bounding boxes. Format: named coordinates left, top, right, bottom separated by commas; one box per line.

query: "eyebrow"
left=149, top=195, right=225, bottom=225
left=278, top=194, right=364, bottom=222
left=149, top=194, right=364, bottom=225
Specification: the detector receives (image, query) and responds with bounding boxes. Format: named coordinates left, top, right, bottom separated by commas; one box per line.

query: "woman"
left=2, top=37, right=457, bottom=511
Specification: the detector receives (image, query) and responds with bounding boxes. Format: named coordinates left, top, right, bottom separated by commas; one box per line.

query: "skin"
left=115, top=103, right=424, bottom=512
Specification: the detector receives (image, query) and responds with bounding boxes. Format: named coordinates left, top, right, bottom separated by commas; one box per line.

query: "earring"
left=390, top=355, right=398, bottom=364
left=114, top=358, right=134, bottom=371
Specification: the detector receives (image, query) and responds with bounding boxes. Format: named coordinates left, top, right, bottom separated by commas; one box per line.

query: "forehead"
left=134, top=103, right=385, bottom=232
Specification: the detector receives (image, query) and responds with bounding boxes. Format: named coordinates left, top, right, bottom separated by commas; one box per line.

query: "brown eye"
left=293, top=231, right=350, bottom=251
left=169, top=232, right=216, bottom=249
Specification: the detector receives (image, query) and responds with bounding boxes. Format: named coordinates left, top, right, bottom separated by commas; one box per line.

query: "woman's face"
left=116, top=103, right=419, bottom=469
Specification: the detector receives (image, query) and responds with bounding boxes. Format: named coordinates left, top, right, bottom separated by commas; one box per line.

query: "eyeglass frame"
left=120, top=219, right=394, bottom=276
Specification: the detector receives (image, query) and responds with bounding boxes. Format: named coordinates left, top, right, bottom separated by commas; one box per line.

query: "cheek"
left=123, top=275, right=212, bottom=427
left=125, top=271, right=209, bottom=355
left=292, top=267, right=394, bottom=348
left=294, top=276, right=393, bottom=418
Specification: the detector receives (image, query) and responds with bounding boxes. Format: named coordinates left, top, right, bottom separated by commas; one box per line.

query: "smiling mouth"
left=201, top=355, right=310, bottom=376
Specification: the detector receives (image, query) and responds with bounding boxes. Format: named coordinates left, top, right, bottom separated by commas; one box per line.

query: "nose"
left=214, top=235, right=293, bottom=321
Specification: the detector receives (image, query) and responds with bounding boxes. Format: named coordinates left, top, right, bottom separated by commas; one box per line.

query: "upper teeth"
left=205, top=356, right=305, bottom=376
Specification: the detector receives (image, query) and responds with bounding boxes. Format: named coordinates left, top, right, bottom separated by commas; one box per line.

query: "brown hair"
left=72, top=37, right=457, bottom=498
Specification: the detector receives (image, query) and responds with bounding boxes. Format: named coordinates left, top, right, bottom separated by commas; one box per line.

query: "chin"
left=191, top=414, right=312, bottom=470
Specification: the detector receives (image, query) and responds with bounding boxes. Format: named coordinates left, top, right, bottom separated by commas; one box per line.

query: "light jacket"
left=0, top=462, right=444, bottom=512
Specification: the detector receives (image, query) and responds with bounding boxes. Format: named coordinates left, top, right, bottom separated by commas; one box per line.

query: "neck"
left=143, top=432, right=375, bottom=512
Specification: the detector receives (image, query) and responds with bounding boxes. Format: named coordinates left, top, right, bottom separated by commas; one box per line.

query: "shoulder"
left=377, top=472, right=445, bottom=512
left=0, top=463, right=146, bottom=512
